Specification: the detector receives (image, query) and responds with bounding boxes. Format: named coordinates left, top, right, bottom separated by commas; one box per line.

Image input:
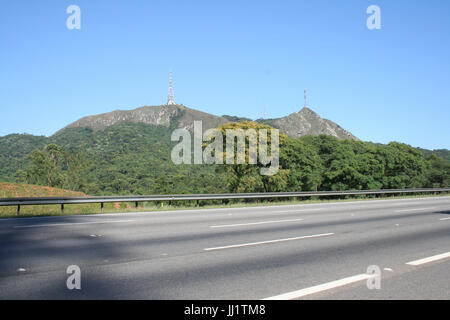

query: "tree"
left=425, top=154, right=450, bottom=187
left=25, top=144, right=64, bottom=187
left=24, top=144, right=90, bottom=191
left=380, top=142, right=429, bottom=188
left=280, top=138, right=323, bottom=191
left=214, top=122, right=289, bottom=193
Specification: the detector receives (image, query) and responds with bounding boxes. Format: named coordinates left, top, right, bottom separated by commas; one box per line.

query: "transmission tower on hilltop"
left=167, top=72, right=176, bottom=105
left=304, top=89, right=308, bottom=108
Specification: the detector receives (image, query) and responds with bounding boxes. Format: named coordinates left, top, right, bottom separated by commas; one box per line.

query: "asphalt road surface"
left=0, top=196, right=449, bottom=299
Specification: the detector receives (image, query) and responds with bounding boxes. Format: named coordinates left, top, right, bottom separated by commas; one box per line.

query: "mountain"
left=222, top=115, right=253, bottom=123
left=256, top=107, right=358, bottom=140
left=1, top=104, right=447, bottom=196
left=417, top=148, right=450, bottom=162
left=61, top=104, right=358, bottom=140
left=0, top=104, right=359, bottom=187
left=61, top=104, right=229, bottom=133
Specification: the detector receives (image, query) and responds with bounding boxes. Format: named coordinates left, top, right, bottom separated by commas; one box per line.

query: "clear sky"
left=1, top=0, right=449, bottom=150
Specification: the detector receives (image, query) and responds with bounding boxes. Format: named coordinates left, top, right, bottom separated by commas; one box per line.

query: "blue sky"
left=0, top=0, right=449, bottom=150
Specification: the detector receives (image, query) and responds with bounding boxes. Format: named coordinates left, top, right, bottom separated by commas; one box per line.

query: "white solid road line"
left=209, top=218, right=304, bottom=228
left=272, top=208, right=323, bottom=213
left=262, top=273, right=375, bottom=300
left=204, top=233, right=334, bottom=251
left=13, top=219, right=135, bottom=228
left=405, top=252, right=450, bottom=266
left=439, top=217, right=450, bottom=221
left=395, top=207, right=435, bottom=213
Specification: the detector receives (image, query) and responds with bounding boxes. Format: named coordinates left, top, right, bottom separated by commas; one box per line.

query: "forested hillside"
left=0, top=134, right=49, bottom=179
left=2, top=123, right=225, bottom=195
left=0, top=121, right=448, bottom=196
left=417, top=148, right=450, bottom=163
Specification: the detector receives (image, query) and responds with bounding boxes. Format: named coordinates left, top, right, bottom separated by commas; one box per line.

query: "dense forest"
left=0, top=121, right=448, bottom=196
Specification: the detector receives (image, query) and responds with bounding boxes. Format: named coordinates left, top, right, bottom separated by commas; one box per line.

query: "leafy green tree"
left=25, top=144, right=65, bottom=187
left=380, top=142, right=429, bottom=188
left=213, top=121, right=289, bottom=193
left=425, top=154, right=450, bottom=187
left=24, top=144, right=90, bottom=190
left=62, top=149, right=91, bottom=191
left=280, top=138, right=323, bottom=191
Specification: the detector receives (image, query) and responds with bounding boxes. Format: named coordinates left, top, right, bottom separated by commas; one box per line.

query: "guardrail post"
left=135, top=202, right=138, bottom=209
left=101, top=202, right=104, bottom=213
left=17, top=205, right=20, bottom=216
left=61, top=204, right=64, bottom=214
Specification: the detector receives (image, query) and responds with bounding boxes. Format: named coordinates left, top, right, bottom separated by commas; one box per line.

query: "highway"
left=0, top=196, right=449, bottom=300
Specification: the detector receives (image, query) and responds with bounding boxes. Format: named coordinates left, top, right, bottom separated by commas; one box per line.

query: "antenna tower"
left=304, top=89, right=307, bottom=108
left=167, top=72, right=176, bottom=105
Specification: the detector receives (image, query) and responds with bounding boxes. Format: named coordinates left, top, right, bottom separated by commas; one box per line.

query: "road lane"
left=0, top=196, right=448, bottom=299
left=311, top=260, right=450, bottom=300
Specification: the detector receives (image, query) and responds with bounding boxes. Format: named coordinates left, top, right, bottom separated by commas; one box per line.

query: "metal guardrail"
left=1, top=188, right=449, bottom=216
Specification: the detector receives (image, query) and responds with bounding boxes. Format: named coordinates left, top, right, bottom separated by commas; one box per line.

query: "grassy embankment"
left=0, top=181, right=448, bottom=218
left=0, top=182, right=108, bottom=217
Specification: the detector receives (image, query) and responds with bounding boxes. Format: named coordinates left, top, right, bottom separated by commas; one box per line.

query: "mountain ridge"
left=60, top=104, right=358, bottom=140
left=256, top=107, right=358, bottom=140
